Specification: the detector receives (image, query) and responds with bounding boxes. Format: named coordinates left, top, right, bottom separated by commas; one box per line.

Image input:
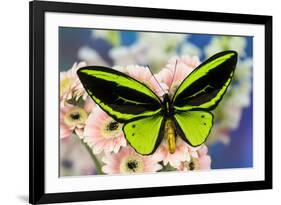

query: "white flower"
left=137, top=33, right=188, bottom=71
left=139, top=33, right=187, bottom=50
left=204, top=36, right=247, bottom=58
left=180, top=42, right=202, bottom=57
left=78, top=46, right=109, bottom=66
left=109, top=40, right=149, bottom=66
left=91, top=30, right=121, bottom=46
left=234, top=58, right=253, bottom=81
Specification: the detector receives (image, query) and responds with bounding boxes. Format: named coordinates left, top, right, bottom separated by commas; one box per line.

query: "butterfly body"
left=77, top=50, right=238, bottom=155
left=160, top=93, right=176, bottom=154
left=164, top=118, right=177, bottom=154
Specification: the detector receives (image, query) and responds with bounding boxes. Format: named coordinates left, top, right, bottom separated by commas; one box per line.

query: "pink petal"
left=199, top=156, right=211, bottom=170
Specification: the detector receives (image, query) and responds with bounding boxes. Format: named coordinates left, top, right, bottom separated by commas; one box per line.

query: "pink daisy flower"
left=177, top=144, right=211, bottom=171
left=102, top=147, right=162, bottom=174
left=83, top=107, right=126, bottom=154
left=114, top=65, right=169, bottom=97
left=152, top=138, right=190, bottom=168
left=60, top=103, right=89, bottom=139
left=157, top=55, right=201, bottom=96
left=60, top=62, right=89, bottom=107
left=83, top=96, right=96, bottom=113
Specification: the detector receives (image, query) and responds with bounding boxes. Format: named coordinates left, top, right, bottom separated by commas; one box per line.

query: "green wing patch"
left=174, top=111, right=213, bottom=146
left=123, top=115, right=164, bottom=155
left=77, top=66, right=161, bottom=122
left=173, top=51, right=237, bottom=111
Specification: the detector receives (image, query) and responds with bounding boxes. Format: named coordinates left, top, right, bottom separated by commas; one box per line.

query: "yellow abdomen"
left=164, top=119, right=176, bottom=154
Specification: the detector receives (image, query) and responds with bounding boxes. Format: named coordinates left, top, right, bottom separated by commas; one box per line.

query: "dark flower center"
left=107, top=121, right=119, bottom=131
left=189, top=161, right=195, bottom=170
left=62, top=159, right=73, bottom=169
left=127, top=160, right=138, bottom=172
left=70, top=112, right=80, bottom=120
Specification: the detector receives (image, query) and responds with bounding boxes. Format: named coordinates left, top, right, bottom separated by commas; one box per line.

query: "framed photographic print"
left=29, top=0, right=272, bottom=204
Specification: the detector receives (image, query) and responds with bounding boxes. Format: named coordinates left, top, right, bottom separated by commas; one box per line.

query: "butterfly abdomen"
left=164, top=119, right=176, bottom=154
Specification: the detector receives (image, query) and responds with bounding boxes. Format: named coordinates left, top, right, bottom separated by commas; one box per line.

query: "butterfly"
left=77, top=50, right=238, bottom=155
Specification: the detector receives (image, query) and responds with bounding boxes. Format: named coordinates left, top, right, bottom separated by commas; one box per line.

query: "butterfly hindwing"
left=173, top=51, right=238, bottom=111
left=77, top=66, right=162, bottom=122
left=123, top=115, right=165, bottom=155
left=174, top=111, right=213, bottom=146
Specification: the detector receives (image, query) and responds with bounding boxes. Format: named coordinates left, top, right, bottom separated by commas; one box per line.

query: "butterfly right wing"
left=173, top=110, right=213, bottom=146
left=172, top=51, right=237, bottom=146
left=77, top=66, right=162, bottom=122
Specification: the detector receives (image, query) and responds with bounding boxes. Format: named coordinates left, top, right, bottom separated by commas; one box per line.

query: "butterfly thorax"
left=162, top=93, right=176, bottom=154
left=162, top=93, right=174, bottom=117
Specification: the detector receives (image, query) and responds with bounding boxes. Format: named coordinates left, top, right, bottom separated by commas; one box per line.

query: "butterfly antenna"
left=146, top=65, right=166, bottom=94
left=168, top=59, right=178, bottom=93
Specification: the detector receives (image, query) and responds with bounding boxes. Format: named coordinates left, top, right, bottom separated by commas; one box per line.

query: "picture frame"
left=29, top=0, right=272, bottom=204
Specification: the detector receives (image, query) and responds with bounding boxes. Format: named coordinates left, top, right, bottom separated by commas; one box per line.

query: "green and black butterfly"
left=77, top=50, right=238, bottom=155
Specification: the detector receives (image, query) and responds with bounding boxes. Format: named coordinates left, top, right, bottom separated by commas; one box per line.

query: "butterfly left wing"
left=172, top=51, right=238, bottom=146
left=123, top=114, right=164, bottom=155
left=77, top=66, right=162, bottom=122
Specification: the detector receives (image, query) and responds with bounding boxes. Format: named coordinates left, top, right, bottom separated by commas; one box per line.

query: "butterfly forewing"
left=172, top=51, right=238, bottom=111
left=77, top=66, right=162, bottom=122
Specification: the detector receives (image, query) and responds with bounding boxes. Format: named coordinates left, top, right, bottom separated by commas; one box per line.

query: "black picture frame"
left=29, top=0, right=272, bottom=204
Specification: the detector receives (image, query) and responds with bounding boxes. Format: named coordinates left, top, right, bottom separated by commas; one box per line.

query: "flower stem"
left=75, top=135, right=104, bottom=175
left=160, top=162, right=177, bottom=172
left=84, top=142, right=104, bottom=175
